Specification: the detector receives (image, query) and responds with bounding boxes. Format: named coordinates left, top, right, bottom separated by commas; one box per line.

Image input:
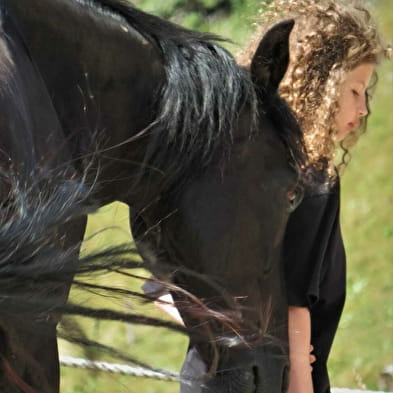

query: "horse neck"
left=4, top=0, right=164, bottom=169
left=0, top=12, right=73, bottom=181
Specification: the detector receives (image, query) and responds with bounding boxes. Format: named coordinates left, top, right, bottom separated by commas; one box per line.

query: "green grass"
left=60, top=1, right=393, bottom=392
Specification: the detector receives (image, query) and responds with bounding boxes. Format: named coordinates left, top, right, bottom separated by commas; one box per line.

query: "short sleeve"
left=141, top=276, right=168, bottom=296
left=283, top=185, right=340, bottom=308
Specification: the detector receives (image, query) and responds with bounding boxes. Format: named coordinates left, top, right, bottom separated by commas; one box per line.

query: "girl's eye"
left=352, top=89, right=359, bottom=96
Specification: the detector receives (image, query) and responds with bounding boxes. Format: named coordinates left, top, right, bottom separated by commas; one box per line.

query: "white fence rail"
left=60, top=356, right=393, bottom=393
left=332, top=390, right=392, bottom=393
left=60, top=356, right=179, bottom=381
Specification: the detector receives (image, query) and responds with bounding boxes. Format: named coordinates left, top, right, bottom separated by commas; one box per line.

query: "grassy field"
left=60, top=1, right=392, bottom=392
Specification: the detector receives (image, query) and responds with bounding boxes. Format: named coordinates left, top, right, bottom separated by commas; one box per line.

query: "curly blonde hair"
left=238, top=0, right=389, bottom=177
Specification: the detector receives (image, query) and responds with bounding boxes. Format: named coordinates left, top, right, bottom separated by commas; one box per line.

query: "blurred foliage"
left=133, top=0, right=265, bottom=30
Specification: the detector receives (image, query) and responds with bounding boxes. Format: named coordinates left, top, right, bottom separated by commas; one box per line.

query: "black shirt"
left=284, top=176, right=346, bottom=393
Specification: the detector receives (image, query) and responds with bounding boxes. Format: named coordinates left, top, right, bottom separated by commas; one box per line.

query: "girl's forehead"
left=346, top=63, right=376, bottom=86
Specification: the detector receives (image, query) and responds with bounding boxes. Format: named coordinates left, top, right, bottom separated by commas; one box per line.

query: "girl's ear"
left=251, top=19, right=294, bottom=94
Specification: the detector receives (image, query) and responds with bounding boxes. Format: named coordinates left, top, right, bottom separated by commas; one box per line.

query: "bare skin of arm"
left=288, top=306, right=316, bottom=393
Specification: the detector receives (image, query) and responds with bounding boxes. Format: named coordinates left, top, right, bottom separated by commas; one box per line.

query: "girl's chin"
left=335, top=124, right=357, bottom=142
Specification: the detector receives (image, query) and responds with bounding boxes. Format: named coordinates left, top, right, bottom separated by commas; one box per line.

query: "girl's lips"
left=347, top=121, right=359, bottom=131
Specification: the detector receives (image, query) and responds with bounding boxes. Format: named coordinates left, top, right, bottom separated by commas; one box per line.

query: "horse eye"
left=287, top=186, right=304, bottom=212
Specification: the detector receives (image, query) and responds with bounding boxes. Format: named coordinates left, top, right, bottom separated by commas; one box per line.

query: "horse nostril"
left=252, top=366, right=259, bottom=393
left=281, top=364, right=289, bottom=392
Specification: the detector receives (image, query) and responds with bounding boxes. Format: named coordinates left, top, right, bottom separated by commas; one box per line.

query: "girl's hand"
left=309, top=345, right=316, bottom=367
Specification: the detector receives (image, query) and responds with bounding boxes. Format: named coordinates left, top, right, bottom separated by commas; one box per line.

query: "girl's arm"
left=288, top=306, right=314, bottom=393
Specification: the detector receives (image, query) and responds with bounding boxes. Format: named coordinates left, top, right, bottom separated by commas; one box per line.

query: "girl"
left=239, top=0, right=389, bottom=391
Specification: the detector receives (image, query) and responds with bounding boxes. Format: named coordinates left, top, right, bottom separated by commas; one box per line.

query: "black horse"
left=0, top=1, right=306, bottom=392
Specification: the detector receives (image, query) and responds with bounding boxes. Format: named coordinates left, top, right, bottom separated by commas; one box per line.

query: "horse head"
left=133, top=20, right=305, bottom=393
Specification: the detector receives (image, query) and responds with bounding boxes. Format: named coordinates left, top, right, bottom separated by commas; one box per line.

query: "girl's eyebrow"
left=352, top=81, right=366, bottom=89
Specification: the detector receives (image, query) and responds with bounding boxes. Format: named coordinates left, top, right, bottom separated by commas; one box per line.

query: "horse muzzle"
left=180, top=343, right=289, bottom=393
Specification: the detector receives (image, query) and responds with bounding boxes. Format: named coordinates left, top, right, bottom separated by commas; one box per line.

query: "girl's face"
left=335, top=63, right=376, bottom=141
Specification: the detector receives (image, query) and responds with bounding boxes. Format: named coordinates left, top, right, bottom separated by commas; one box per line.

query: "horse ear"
left=250, top=19, right=294, bottom=94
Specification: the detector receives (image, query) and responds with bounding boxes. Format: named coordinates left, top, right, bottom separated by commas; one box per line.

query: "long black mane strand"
left=81, top=0, right=259, bottom=190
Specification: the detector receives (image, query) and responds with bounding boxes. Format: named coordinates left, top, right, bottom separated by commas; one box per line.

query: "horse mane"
left=90, top=0, right=307, bottom=188
left=75, top=0, right=258, bottom=190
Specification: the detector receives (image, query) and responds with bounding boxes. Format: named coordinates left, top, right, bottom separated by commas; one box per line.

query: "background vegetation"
left=60, top=0, right=392, bottom=392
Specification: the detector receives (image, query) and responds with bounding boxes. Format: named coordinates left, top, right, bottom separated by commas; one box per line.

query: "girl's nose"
left=358, top=106, right=368, bottom=117
left=358, top=97, right=368, bottom=118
